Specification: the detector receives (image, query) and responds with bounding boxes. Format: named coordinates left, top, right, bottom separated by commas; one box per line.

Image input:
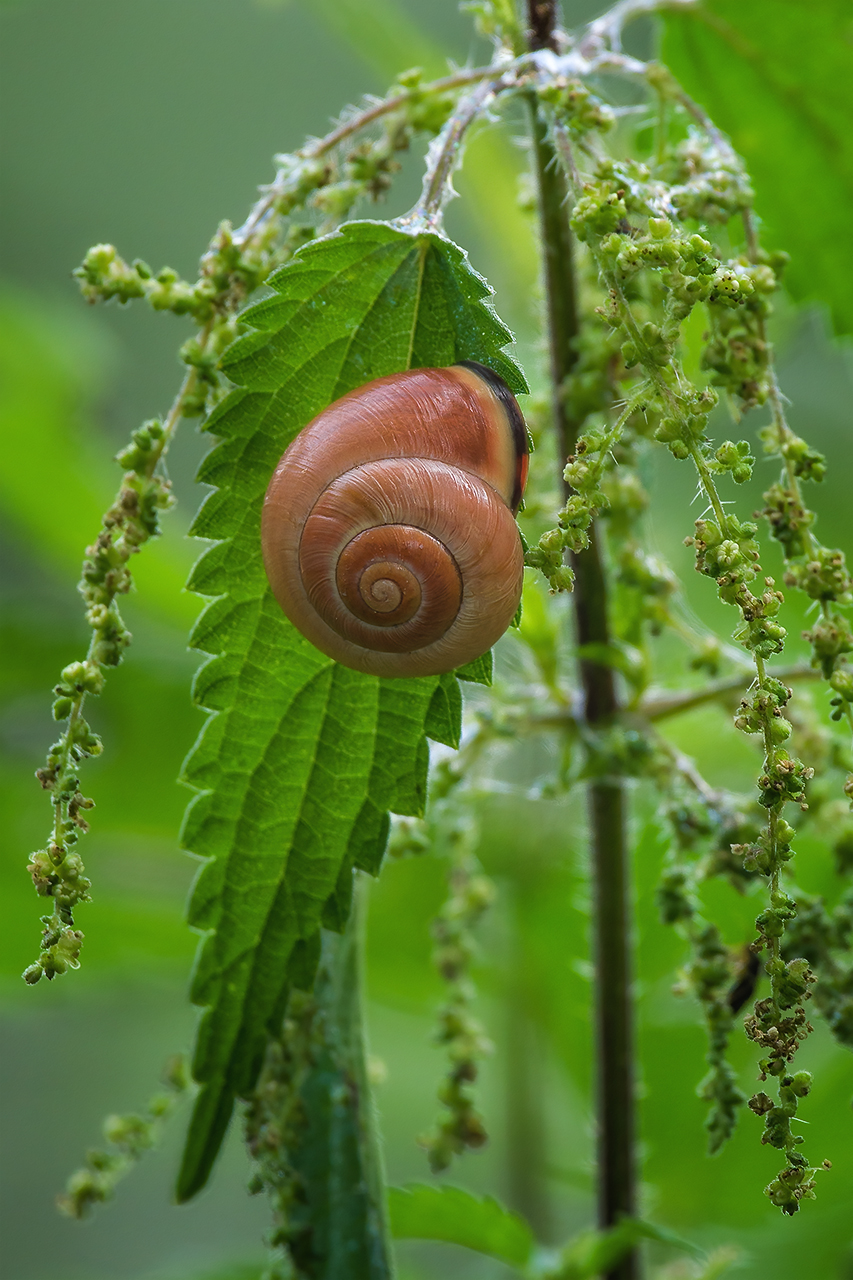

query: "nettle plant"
left=20, top=0, right=853, bottom=1277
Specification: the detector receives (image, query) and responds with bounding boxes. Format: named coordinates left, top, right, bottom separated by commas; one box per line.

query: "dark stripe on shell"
left=455, top=360, right=529, bottom=512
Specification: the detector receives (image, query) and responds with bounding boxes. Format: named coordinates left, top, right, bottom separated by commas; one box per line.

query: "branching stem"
left=410, top=78, right=504, bottom=228
left=237, top=65, right=513, bottom=247
left=644, top=664, right=818, bottom=721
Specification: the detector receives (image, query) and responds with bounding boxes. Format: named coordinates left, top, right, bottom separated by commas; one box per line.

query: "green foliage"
left=177, top=220, right=525, bottom=1200
left=523, top=66, right=853, bottom=1206
left=387, top=1182, right=534, bottom=1270
left=16, top=51, right=498, bottom=989
left=11, top=2, right=853, bottom=1276
left=245, top=905, right=391, bottom=1280
left=551, top=1218, right=704, bottom=1280
left=662, top=0, right=853, bottom=335
left=387, top=1186, right=705, bottom=1279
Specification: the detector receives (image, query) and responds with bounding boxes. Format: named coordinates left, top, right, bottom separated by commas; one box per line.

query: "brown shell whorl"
left=335, top=526, right=460, bottom=633
left=261, top=366, right=528, bottom=678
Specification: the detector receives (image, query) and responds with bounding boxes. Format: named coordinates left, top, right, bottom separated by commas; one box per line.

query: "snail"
left=261, top=362, right=529, bottom=678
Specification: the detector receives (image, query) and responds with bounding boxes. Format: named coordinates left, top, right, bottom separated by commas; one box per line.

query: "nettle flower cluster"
left=520, top=79, right=853, bottom=1212
left=388, top=737, right=497, bottom=1174
left=416, top=757, right=496, bottom=1172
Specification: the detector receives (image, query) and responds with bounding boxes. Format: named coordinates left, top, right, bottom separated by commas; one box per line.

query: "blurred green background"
left=2, top=2, right=853, bottom=1278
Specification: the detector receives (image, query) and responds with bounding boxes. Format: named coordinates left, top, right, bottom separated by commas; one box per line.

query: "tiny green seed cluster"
left=24, top=420, right=174, bottom=983
left=393, top=750, right=496, bottom=1174
left=559, top=137, right=827, bottom=1210
left=515, top=59, right=853, bottom=1211
left=655, top=768, right=761, bottom=1154
left=58, top=1056, right=188, bottom=1219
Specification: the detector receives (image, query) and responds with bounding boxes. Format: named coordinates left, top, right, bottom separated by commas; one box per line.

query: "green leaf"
left=556, top=1218, right=704, bottom=1279
left=176, top=221, right=525, bottom=1201
left=661, top=0, right=853, bottom=334
left=424, top=674, right=463, bottom=750
left=387, top=1183, right=535, bottom=1270
left=455, top=650, right=494, bottom=686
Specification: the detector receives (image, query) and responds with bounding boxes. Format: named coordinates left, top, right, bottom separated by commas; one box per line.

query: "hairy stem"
left=412, top=78, right=502, bottom=227
left=247, top=878, right=393, bottom=1279
left=644, top=663, right=819, bottom=721
left=325, top=879, right=394, bottom=1275
left=237, top=65, right=511, bottom=247
left=528, top=80, right=638, bottom=1280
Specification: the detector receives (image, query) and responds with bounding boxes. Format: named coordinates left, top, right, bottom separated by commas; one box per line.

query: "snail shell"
left=261, top=362, right=528, bottom=678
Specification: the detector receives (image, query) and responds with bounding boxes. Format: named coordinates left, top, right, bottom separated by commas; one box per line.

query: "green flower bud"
left=769, top=716, right=793, bottom=744
left=715, top=440, right=740, bottom=467
left=551, top=565, right=575, bottom=592
left=830, top=670, right=853, bottom=702
left=790, top=1071, right=812, bottom=1097
left=539, top=529, right=563, bottom=554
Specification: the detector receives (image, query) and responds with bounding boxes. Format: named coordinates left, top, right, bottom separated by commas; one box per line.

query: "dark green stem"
left=247, top=878, right=393, bottom=1280
left=327, top=878, right=394, bottom=1274
left=528, top=85, right=638, bottom=1280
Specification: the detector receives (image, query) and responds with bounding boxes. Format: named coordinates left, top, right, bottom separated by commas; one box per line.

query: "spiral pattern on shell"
left=261, top=364, right=528, bottom=678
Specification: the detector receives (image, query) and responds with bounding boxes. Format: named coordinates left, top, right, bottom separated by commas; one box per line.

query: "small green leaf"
left=387, top=1183, right=535, bottom=1270
left=425, top=674, right=463, bottom=750
left=662, top=0, right=853, bottom=334
left=177, top=221, right=525, bottom=1201
left=574, top=641, right=642, bottom=680
left=455, top=650, right=494, bottom=686
left=557, top=1218, right=704, bottom=1279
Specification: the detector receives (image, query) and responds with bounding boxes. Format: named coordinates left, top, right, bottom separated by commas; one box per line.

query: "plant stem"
left=247, top=877, right=393, bottom=1279
left=411, top=78, right=503, bottom=228
left=323, top=877, right=395, bottom=1277
left=527, top=74, right=639, bottom=1280
left=643, top=663, right=819, bottom=721
left=236, top=64, right=515, bottom=248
